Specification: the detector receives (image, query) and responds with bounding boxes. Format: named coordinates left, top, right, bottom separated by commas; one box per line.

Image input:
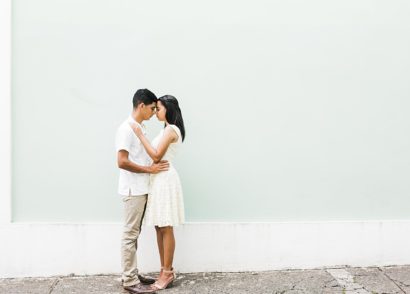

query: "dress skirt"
left=143, top=166, right=185, bottom=227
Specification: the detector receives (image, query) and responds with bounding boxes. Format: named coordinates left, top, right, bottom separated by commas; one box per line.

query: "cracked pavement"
left=0, top=265, right=409, bottom=294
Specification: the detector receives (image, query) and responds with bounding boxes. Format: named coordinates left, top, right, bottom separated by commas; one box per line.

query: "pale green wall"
left=12, top=0, right=410, bottom=221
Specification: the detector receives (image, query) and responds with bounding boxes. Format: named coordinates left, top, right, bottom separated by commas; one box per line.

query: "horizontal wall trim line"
left=8, top=219, right=410, bottom=225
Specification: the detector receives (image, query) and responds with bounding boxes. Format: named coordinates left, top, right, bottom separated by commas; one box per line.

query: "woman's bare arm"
left=130, top=124, right=178, bottom=163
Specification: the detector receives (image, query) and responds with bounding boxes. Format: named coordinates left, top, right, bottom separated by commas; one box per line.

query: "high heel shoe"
left=129, top=268, right=175, bottom=293
left=149, top=268, right=176, bottom=291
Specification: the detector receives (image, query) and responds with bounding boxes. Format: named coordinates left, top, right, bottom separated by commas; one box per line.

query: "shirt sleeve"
left=115, top=126, right=132, bottom=153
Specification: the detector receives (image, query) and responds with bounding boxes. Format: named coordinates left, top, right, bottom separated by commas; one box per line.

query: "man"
left=116, top=89, right=169, bottom=293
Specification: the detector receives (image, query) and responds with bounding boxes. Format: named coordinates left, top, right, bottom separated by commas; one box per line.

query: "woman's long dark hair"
left=159, top=95, right=186, bottom=142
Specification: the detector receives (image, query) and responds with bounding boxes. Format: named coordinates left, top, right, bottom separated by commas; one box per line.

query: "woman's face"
left=156, top=101, right=167, bottom=122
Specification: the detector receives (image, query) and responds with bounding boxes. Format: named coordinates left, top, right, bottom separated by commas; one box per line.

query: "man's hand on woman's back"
left=150, top=160, right=169, bottom=174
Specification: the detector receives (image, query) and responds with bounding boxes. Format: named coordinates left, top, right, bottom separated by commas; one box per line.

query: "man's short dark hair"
left=132, top=89, right=158, bottom=108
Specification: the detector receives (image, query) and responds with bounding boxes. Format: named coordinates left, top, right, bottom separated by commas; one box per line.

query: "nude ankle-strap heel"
left=163, top=268, right=176, bottom=288
left=150, top=268, right=175, bottom=290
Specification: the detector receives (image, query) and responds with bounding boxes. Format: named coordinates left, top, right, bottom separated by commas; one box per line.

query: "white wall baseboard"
left=1, top=221, right=410, bottom=278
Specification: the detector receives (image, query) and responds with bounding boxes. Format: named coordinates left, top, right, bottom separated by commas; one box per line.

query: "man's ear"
left=137, top=102, right=145, bottom=110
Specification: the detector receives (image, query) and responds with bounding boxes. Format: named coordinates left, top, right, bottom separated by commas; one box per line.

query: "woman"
left=129, top=95, right=185, bottom=291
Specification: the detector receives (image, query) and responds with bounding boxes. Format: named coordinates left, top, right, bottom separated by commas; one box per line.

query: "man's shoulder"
left=115, top=120, right=135, bottom=145
left=117, top=119, right=133, bottom=134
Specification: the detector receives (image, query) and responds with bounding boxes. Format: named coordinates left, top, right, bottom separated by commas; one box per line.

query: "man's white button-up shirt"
left=115, top=116, right=152, bottom=196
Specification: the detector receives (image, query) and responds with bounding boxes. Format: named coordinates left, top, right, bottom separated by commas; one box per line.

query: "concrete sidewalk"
left=0, top=265, right=409, bottom=294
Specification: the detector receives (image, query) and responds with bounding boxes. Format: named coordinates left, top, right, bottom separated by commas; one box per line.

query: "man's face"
left=142, top=102, right=157, bottom=120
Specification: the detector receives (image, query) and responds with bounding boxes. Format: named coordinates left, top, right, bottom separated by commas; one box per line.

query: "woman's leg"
left=155, top=226, right=165, bottom=271
left=160, top=226, right=175, bottom=270
left=150, top=226, right=176, bottom=289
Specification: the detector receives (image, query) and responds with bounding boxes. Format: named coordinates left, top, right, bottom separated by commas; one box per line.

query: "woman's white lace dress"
left=144, top=124, right=185, bottom=227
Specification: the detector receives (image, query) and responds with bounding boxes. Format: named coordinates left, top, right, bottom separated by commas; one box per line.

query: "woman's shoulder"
left=167, top=124, right=180, bottom=132
left=165, top=125, right=181, bottom=141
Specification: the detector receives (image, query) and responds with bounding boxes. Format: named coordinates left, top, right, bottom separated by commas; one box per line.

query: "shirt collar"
left=128, top=116, right=147, bottom=134
left=128, top=116, right=146, bottom=127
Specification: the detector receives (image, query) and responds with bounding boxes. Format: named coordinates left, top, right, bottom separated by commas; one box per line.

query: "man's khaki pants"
left=121, top=194, right=147, bottom=287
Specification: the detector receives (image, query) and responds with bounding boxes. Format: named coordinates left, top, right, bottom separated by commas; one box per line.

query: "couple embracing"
left=115, top=89, right=185, bottom=293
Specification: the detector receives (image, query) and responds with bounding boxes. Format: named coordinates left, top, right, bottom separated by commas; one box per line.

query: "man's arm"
left=117, top=150, right=169, bottom=174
